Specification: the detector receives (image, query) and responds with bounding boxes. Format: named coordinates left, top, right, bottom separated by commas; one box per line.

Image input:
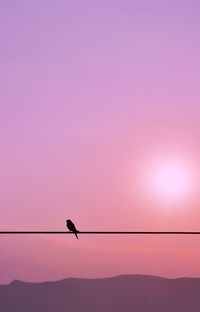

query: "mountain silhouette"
left=1, top=274, right=200, bottom=311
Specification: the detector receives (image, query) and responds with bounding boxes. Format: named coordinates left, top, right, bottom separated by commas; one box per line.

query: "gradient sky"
left=1, top=0, right=200, bottom=284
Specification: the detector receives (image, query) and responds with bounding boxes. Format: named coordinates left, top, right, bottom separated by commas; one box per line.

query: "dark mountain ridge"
left=0, top=274, right=200, bottom=311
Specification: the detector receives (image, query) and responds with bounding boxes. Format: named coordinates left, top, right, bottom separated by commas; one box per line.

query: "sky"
left=1, top=0, right=200, bottom=284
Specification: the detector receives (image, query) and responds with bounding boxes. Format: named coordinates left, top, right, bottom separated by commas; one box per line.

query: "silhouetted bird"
left=66, top=219, right=79, bottom=239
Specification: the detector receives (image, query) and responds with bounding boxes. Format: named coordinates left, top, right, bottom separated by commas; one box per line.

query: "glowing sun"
left=146, top=158, right=194, bottom=204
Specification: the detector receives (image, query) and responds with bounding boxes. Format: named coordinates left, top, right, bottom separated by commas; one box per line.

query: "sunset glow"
left=147, top=159, right=194, bottom=205
left=1, top=0, right=200, bottom=284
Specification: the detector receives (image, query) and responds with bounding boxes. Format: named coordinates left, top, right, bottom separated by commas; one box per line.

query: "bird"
left=66, top=219, right=79, bottom=239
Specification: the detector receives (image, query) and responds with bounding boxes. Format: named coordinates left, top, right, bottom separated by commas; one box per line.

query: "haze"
left=0, top=0, right=200, bottom=284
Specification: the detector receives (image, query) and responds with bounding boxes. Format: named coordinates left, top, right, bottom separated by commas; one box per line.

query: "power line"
left=0, top=231, right=200, bottom=235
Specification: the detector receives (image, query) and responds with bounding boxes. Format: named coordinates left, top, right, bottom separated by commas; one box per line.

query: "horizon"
left=3, top=273, right=200, bottom=286
left=2, top=272, right=200, bottom=311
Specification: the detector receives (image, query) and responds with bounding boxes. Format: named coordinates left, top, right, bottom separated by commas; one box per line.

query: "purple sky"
left=1, top=0, right=200, bottom=284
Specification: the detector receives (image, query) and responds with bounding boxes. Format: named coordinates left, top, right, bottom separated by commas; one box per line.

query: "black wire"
left=0, top=231, right=200, bottom=235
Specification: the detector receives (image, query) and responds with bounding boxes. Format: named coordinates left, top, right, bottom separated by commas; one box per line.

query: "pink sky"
left=1, top=0, right=200, bottom=283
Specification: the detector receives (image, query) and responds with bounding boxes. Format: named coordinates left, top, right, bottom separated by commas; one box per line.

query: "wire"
left=0, top=231, right=200, bottom=235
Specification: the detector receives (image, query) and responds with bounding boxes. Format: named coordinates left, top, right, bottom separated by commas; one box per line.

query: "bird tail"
left=74, top=232, right=79, bottom=240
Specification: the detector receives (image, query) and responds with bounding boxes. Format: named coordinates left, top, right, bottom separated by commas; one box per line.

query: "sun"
left=145, top=158, right=194, bottom=205
left=153, top=163, right=188, bottom=197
